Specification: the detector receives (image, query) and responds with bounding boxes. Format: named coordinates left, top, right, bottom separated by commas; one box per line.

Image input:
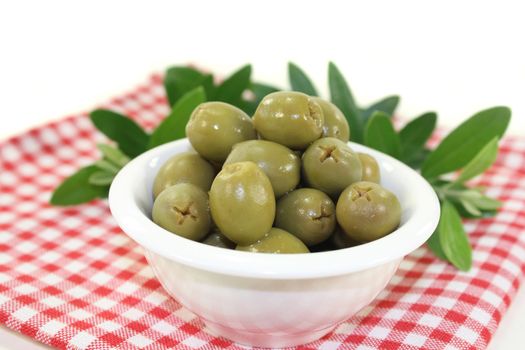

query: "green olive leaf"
left=427, top=229, right=447, bottom=260
left=460, top=190, right=502, bottom=210
left=250, top=82, right=280, bottom=100
left=364, top=111, right=401, bottom=158
left=94, top=159, right=120, bottom=174
left=361, top=95, right=400, bottom=122
left=473, top=197, right=502, bottom=211
left=50, top=165, right=109, bottom=206
left=288, top=62, right=318, bottom=96
left=90, top=109, right=149, bottom=158
left=438, top=200, right=472, bottom=271
left=149, top=87, right=206, bottom=148
left=96, top=144, right=130, bottom=167
left=164, top=66, right=214, bottom=107
left=328, top=62, right=364, bottom=143
left=458, top=198, right=482, bottom=217
left=446, top=194, right=498, bottom=218
left=405, top=148, right=431, bottom=169
left=421, top=106, right=511, bottom=179
left=215, top=64, right=252, bottom=104
left=399, top=112, right=437, bottom=162
left=88, top=171, right=115, bottom=186
left=454, top=137, right=499, bottom=184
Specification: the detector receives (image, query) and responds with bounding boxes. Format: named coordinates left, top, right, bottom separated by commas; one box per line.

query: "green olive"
left=224, top=140, right=300, bottom=197
left=186, top=102, right=256, bottom=162
left=302, top=137, right=362, bottom=198
left=202, top=229, right=236, bottom=249
left=253, top=91, right=324, bottom=150
left=358, top=153, right=381, bottom=183
left=236, top=228, right=310, bottom=254
left=275, top=188, right=336, bottom=246
left=312, top=97, right=350, bottom=142
left=336, top=181, right=401, bottom=242
left=153, top=152, right=215, bottom=198
left=330, top=226, right=361, bottom=249
left=209, top=161, right=275, bottom=245
left=152, top=183, right=211, bottom=241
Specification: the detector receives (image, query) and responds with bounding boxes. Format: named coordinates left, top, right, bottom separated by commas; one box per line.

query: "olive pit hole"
left=318, top=145, right=339, bottom=163
left=171, top=202, right=198, bottom=224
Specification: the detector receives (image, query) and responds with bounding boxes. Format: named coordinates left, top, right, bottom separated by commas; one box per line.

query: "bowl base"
left=204, top=319, right=337, bottom=348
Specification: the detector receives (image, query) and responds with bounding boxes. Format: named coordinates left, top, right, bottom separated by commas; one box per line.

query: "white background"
left=0, top=1, right=523, bottom=349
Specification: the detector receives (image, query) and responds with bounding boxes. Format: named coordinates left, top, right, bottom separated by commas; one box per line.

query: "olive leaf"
left=421, top=107, right=511, bottom=179
left=94, top=159, right=120, bottom=174
left=458, top=198, right=482, bottom=217
left=50, top=165, right=109, bottom=206
left=149, top=87, right=206, bottom=148
left=90, top=110, right=149, bottom=158
left=405, top=148, right=431, bottom=169
left=288, top=62, right=318, bottom=96
left=215, top=64, right=252, bottom=105
left=361, top=95, right=400, bottom=122
left=364, top=111, right=401, bottom=158
left=96, top=144, right=130, bottom=167
left=164, top=66, right=215, bottom=107
left=453, top=202, right=497, bottom=219
left=88, top=171, right=115, bottom=186
left=454, top=137, right=499, bottom=184
left=427, top=230, right=447, bottom=261
left=328, top=62, right=364, bottom=143
left=460, top=190, right=502, bottom=211
left=250, top=82, right=280, bottom=100
left=399, top=112, right=437, bottom=163
left=436, top=200, right=472, bottom=271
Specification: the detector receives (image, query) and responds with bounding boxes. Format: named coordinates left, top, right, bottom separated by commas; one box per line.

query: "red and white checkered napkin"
left=1, top=74, right=524, bottom=350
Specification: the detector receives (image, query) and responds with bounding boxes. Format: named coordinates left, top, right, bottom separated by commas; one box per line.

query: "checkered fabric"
left=1, top=74, right=524, bottom=350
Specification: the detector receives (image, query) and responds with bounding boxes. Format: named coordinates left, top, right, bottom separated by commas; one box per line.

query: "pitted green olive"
left=275, top=188, right=336, bottom=246
left=186, top=102, right=256, bottom=162
left=236, top=228, right=310, bottom=254
left=312, top=97, right=350, bottom=142
left=302, top=137, right=362, bottom=198
left=336, top=181, right=401, bottom=242
left=209, top=161, right=275, bottom=245
left=152, top=183, right=211, bottom=241
left=153, top=152, right=215, bottom=198
left=224, top=140, right=300, bottom=197
left=253, top=91, right=324, bottom=150
left=358, top=153, right=381, bottom=183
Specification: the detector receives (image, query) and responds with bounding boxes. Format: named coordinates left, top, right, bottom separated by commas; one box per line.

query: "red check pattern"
left=1, top=74, right=524, bottom=350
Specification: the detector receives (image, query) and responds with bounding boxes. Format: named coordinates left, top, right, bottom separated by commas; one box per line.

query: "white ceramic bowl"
left=109, top=139, right=440, bottom=348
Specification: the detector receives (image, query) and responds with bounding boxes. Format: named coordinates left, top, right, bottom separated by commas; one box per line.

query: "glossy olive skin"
left=152, top=183, right=211, bottom=241
left=202, top=230, right=236, bottom=249
left=224, top=140, right=300, bottom=197
left=253, top=91, right=324, bottom=150
left=275, top=188, right=336, bottom=246
left=209, top=162, right=275, bottom=245
left=336, top=181, right=401, bottom=242
left=313, top=97, right=350, bottom=142
left=186, top=102, right=256, bottom=162
left=153, top=152, right=215, bottom=198
left=302, top=137, right=362, bottom=198
left=236, top=228, right=310, bottom=254
left=358, top=153, right=381, bottom=183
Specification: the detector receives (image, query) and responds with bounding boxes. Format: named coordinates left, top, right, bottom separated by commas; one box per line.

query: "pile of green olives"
left=151, top=91, right=401, bottom=254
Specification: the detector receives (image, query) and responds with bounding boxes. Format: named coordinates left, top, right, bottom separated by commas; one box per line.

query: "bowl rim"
left=109, top=138, right=440, bottom=280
